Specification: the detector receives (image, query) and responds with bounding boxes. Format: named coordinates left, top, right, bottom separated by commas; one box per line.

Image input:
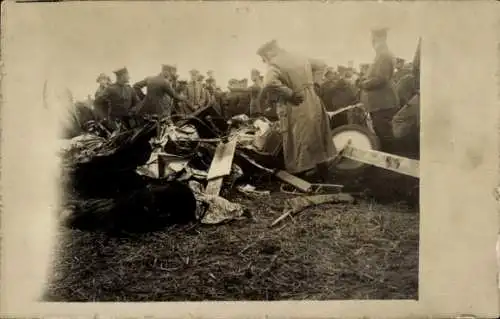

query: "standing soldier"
left=223, top=79, right=240, bottom=118
left=198, top=74, right=209, bottom=108
left=319, top=67, right=338, bottom=112
left=343, top=66, right=357, bottom=87
left=174, top=80, right=194, bottom=116
left=358, top=63, right=370, bottom=79
left=392, top=57, right=408, bottom=84
left=256, top=39, right=336, bottom=182
left=185, top=69, right=207, bottom=110
left=204, top=77, right=217, bottom=107
left=355, top=63, right=370, bottom=95
left=94, top=67, right=141, bottom=129
left=249, top=69, right=264, bottom=117
left=207, top=70, right=216, bottom=86
left=170, top=65, right=179, bottom=92
left=391, top=37, right=421, bottom=159
left=94, top=73, right=111, bottom=99
left=133, top=64, right=189, bottom=120
left=359, top=28, right=399, bottom=152
left=242, top=78, right=249, bottom=89
left=93, top=73, right=111, bottom=120
left=235, top=79, right=251, bottom=115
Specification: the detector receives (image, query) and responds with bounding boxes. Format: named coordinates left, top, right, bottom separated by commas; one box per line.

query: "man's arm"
left=361, top=54, right=394, bottom=90
left=262, top=65, right=294, bottom=99
left=161, top=79, right=194, bottom=112
left=161, top=79, right=185, bottom=101
left=309, top=58, right=328, bottom=74
left=130, top=87, right=141, bottom=110
left=200, top=87, right=208, bottom=107
left=133, top=78, right=148, bottom=100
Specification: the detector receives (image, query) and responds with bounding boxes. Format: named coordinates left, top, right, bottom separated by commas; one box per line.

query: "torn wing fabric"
left=188, top=181, right=248, bottom=225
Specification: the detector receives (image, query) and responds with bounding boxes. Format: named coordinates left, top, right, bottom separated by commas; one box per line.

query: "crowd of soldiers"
left=79, top=27, right=420, bottom=183
left=90, top=59, right=415, bottom=128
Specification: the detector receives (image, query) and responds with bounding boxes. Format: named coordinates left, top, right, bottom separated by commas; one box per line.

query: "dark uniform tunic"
left=236, top=90, right=252, bottom=116
left=185, top=81, right=208, bottom=110
left=95, top=82, right=140, bottom=121
left=133, top=75, right=183, bottom=117
left=320, top=78, right=358, bottom=128
left=93, top=85, right=109, bottom=120
left=360, top=45, right=400, bottom=152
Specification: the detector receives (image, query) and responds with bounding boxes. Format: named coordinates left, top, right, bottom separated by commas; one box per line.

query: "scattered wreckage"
left=56, top=86, right=418, bottom=235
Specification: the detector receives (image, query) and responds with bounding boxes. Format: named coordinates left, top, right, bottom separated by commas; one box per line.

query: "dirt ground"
left=44, top=171, right=419, bottom=301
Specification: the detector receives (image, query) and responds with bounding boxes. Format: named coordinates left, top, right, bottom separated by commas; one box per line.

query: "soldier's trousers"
left=370, top=108, right=398, bottom=153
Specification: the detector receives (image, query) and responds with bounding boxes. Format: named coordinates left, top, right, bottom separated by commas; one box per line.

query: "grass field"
left=44, top=172, right=419, bottom=302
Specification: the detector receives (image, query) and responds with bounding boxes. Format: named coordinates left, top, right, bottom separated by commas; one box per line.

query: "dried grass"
left=44, top=175, right=418, bottom=301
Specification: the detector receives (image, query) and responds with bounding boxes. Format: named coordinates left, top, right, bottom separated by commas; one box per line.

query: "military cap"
left=371, top=27, right=388, bottom=39
left=96, top=73, right=110, bottom=83
left=324, top=67, right=335, bottom=75
left=162, top=64, right=176, bottom=72
left=256, top=39, right=279, bottom=56
left=113, top=67, right=128, bottom=77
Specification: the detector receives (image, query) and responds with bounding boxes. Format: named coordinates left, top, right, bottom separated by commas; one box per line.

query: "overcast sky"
left=8, top=2, right=422, bottom=100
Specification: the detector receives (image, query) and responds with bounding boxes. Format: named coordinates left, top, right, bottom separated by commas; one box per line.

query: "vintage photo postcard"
left=1, top=1, right=499, bottom=318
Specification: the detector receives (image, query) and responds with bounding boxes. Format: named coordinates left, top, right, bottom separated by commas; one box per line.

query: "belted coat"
left=262, top=51, right=336, bottom=174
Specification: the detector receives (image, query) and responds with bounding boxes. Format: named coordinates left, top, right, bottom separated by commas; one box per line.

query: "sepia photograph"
left=41, top=3, right=421, bottom=302
left=1, top=1, right=499, bottom=317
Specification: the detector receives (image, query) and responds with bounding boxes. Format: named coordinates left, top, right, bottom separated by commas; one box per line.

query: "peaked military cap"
left=256, top=39, right=279, bottom=56
left=113, top=67, right=128, bottom=77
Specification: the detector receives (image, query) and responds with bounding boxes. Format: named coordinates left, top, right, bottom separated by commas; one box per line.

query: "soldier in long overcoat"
left=133, top=65, right=189, bottom=119
left=256, top=40, right=336, bottom=181
left=359, top=28, right=400, bottom=152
